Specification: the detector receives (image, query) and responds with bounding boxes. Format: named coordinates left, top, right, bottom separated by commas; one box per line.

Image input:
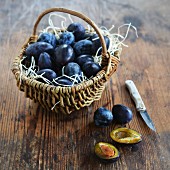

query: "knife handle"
left=125, top=80, right=146, bottom=111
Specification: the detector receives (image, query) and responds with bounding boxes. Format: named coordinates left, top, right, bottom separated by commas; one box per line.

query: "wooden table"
left=0, top=0, right=170, bottom=169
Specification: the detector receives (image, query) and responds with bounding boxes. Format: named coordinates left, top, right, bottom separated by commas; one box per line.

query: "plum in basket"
left=75, top=55, right=94, bottom=67
left=82, top=62, right=102, bottom=78
left=25, top=42, right=54, bottom=61
left=38, top=52, right=52, bottom=70
left=67, top=22, right=85, bottom=41
left=91, top=34, right=110, bottom=56
left=58, top=32, right=75, bottom=45
left=53, top=44, right=75, bottom=66
left=37, top=32, right=58, bottom=48
left=54, top=77, right=73, bottom=87
left=73, top=40, right=93, bottom=56
left=64, top=62, right=82, bottom=77
left=36, top=69, right=57, bottom=82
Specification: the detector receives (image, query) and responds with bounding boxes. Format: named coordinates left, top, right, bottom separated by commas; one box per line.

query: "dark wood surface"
left=0, top=0, right=170, bottom=169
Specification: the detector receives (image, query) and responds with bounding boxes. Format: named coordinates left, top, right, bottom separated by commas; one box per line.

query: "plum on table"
left=94, top=107, right=113, bottom=127
left=112, top=104, right=133, bottom=124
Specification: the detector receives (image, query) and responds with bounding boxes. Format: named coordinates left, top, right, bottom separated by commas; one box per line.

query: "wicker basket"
left=12, top=8, right=121, bottom=114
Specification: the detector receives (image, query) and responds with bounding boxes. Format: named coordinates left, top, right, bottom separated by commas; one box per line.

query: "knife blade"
left=125, top=80, right=156, bottom=132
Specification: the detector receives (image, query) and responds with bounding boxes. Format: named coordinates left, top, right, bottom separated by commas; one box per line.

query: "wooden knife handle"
left=125, top=80, right=146, bottom=111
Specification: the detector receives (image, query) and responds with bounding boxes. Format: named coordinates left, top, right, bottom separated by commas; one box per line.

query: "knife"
left=125, top=80, right=156, bottom=132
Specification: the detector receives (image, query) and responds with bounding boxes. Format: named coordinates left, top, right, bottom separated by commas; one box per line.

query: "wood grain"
left=0, top=0, right=170, bottom=169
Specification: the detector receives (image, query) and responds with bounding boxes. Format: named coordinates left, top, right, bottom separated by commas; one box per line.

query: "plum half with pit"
left=53, top=44, right=75, bottom=66
left=110, top=128, right=142, bottom=144
left=73, top=40, right=92, bottom=56
left=36, top=69, right=57, bottom=82
left=58, top=32, right=75, bottom=45
left=82, top=62, right=102, bottom=78
left=94, top=107, right=113, bottom=127
left=38, top=52, right=52, bottom=70
left=67, top=22, right=85, bottom=41
left=95, top=142, right=120, bottom=163
left=64, top=62, right=82, bottom=77
left=75, top=55, right=94, bottom=67
left=37, top=32, right=58, bottom=48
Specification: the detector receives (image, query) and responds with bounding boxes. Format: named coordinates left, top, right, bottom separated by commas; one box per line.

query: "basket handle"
left=32, top=7, right=108, bottom=57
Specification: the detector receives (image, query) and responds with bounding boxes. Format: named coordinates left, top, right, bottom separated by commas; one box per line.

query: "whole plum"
left=94, top=107, right=113, bottom=127
left=59, top=32, right=75, bottom=45
left=22, top=56, right=31, bottom=68
left=75, top=55, right=94, bottom=67
left=25, top=42, right=54, bottom=61
left=64, top=62, right=82, bottom=77
left=36, top=69, right=57, bottom=82
left=67, top=22, right=85, bottom=41
left=54, top=77, right=73, bottom=86
left=91, top=34, right=110, bottom=56
left=37, top=32, right=58, bottom=48
left=73, top=40, right=92, bottom=56
left=82, top=62, right=102, bottom=78
left=83, top=33, right=95, bottom=41
left=51, top=62, right=63, bottom=76
left=53, top=44, right=75, bottom=66
left=112, top=104, right=133, bottom=124
left=38, top=52, right=52, bottom=70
